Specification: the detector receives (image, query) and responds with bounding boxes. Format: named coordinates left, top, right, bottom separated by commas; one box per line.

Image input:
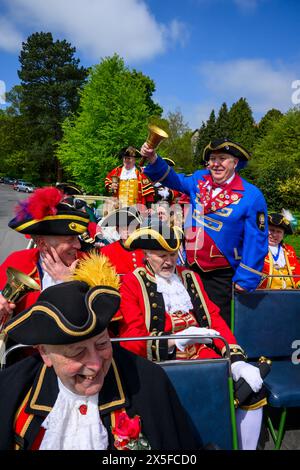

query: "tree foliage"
left=57, top=54, right=162, bottom=194
left=16, top=31, right=88, bottom=182
left=257, top=108, right=283, bottom=139
left=252, top=109, right=300, bottom=210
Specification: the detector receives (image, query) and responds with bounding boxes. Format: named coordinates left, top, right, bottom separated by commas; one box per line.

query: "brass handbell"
left=146, top=125, right=169, bottom=149
left=0, top=267, right=40, bottom=364
left=139, top=125, right=169, bottom=167
left=2, top=267, right=40, bottom=304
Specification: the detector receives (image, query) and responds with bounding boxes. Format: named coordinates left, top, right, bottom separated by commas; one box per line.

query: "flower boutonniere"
left=112, top=411, right=151, bottom=450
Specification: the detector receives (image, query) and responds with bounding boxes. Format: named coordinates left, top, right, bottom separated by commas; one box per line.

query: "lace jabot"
left=39, top=378, right=108, bottom=450
left=155, top=273, right=193, bottom=314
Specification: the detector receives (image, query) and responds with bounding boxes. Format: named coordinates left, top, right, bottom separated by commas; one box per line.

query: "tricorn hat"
left=118, top=146, right=141, bottom=159
left=124, top=220, right=182, bottom=252
left=4, top=253, right=120, bottom=345
left=203, top=138, right=250, bottom=169
left=268, top=212, right=293, bottom=235
left=9, top=187, right=90, bottom=235
left=55, top=182, right=84, bottom=196
left=163, top=157, right=175, bottom=167
left=99, top=206, right=142, bottom=229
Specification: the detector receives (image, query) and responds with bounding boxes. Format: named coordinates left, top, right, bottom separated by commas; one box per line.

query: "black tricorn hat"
left=124, top=220, right=182, bottom=252
left=8, top=187, right=90, bottom=236
left=268, top=212, right=293, bottom=235
left=4, top=253, right=121, bottom=345
left=99, top=206, right=142, bottom=228
left=56, top=182, right=84, bottom=196
left=118, top=146, right=141, bottom=159
left=203, top=138, right=251, bottom=162
left=163, top=157, right=175, bottom=167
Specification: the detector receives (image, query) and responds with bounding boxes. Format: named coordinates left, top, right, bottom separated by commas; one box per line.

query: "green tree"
left=131, top=70, right=163, bottom=118
left=0, top=111, right=33, bottom=179
left=228, top=98, right=257, bottom=151
left=57, top=54, right=163, bottom=194
left=252, top=109, right=300, bottom=210
left=195, top=110, right=216, bottom=166
left=215, top=102, right=230, bottom=139
left=257, top=108, right=283, bottom=139
left=17, top=31, right=88, bottom=182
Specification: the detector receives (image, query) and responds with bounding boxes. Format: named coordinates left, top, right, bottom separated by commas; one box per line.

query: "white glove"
left=231, top=361, right=263, bottom=393
left=174, top=326, right=220, bottom=352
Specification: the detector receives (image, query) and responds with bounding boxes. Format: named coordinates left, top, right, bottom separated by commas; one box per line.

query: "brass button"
left=153, top=315, right=158, bottom=320
left=187, top=273, right=191, bottom=278
left=152, top=303, right=157, bottom=308
left=195, top=293, right=199, bottom=298
left=191, top=284, right=195, bottom=288
left=150, top=292, right=154, bottom=297
left=151, top=345, right=156, bottom=350
left=139, top=271, right=145, bottom=276
left=232, top=348, right=239, bottom=353
left=202, top=315, right=207, bottom=320
left=146, top=282, right=151, bottom=287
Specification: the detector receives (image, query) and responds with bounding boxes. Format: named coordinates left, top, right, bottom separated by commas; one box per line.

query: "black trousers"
left=190, top=265, right=234, bottom=328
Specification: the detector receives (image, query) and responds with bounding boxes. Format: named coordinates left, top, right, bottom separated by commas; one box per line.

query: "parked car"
left=3, top=177, right=15, bottom=184
left=15, top=182, right=36, bottom=193
left=13, top=179, right=27, bottom=190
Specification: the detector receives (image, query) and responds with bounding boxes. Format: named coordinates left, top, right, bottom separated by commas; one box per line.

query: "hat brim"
left=124, top=226, right=181, bottom=252
left=5, top=281, right=120, bottom=345
left=9, top=211, right=90, bottom=235
left=99, top=208, right=142, bottom=228
left=203, top=141, right=250, bottom=162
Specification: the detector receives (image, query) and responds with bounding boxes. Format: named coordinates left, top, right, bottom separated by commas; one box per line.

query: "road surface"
left=0, top=184, right=28, bottom=263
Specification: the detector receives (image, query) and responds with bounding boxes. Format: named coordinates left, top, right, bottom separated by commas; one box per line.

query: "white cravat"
left=39, top=378, right=108, bottom=450
left=155, top=273, right=193, bottom=314
left=120, top=166, right=137, bottom=180
left=270, top=244, right=286, bottom=268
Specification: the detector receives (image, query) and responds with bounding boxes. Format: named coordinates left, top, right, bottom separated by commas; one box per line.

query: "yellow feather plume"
left=70, top=251, right=120, bottom=290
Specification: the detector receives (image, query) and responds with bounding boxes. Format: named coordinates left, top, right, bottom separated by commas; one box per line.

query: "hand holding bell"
left=0, top=267, right=40, bottom=332
left=140, top=125, right=169, bottom=166
left=111, top=175, right=119, bottom=195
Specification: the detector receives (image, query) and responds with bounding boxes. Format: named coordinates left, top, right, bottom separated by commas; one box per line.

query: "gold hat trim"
left=203, top=141, right=250, bottom=161
left=124, top=226, right=181, bottom=252
left=15, top=214, right=89, bottom=232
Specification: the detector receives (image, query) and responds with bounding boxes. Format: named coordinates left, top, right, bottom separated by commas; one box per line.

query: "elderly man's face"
left=38, top=330, right=112, bottom=396
left=207, top=152, right=238, bottom=185
left=268, top=225, right=285, bottom=246
left=145, top=250, right=178, bottom=278
left=123, top=156, right=136, bottom=171
left=38, top=235, right=81, bottom=266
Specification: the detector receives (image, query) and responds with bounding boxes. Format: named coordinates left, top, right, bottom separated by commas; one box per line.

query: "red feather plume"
left=27, top=187, right=64, bottom=220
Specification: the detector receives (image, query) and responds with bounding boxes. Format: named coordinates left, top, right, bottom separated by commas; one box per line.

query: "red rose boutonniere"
left=112, top=411, right=151, bottom=450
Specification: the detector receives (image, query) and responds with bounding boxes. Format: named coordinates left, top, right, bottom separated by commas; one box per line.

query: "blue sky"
left=0, top=0, right=299, bottom=129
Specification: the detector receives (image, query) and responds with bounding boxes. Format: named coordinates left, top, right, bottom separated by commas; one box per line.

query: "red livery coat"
left=119, top=265, right=243, bottom=362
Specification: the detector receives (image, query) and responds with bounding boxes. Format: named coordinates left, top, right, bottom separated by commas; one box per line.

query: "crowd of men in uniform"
left=0, top=137, right=299, bottom=451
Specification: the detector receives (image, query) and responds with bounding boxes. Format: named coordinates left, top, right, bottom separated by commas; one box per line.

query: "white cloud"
left=198, top=58, right=298, bottom=116
left=0, top=0, right=187, bottom=61
left=0, top=17, right=23, bottom=52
